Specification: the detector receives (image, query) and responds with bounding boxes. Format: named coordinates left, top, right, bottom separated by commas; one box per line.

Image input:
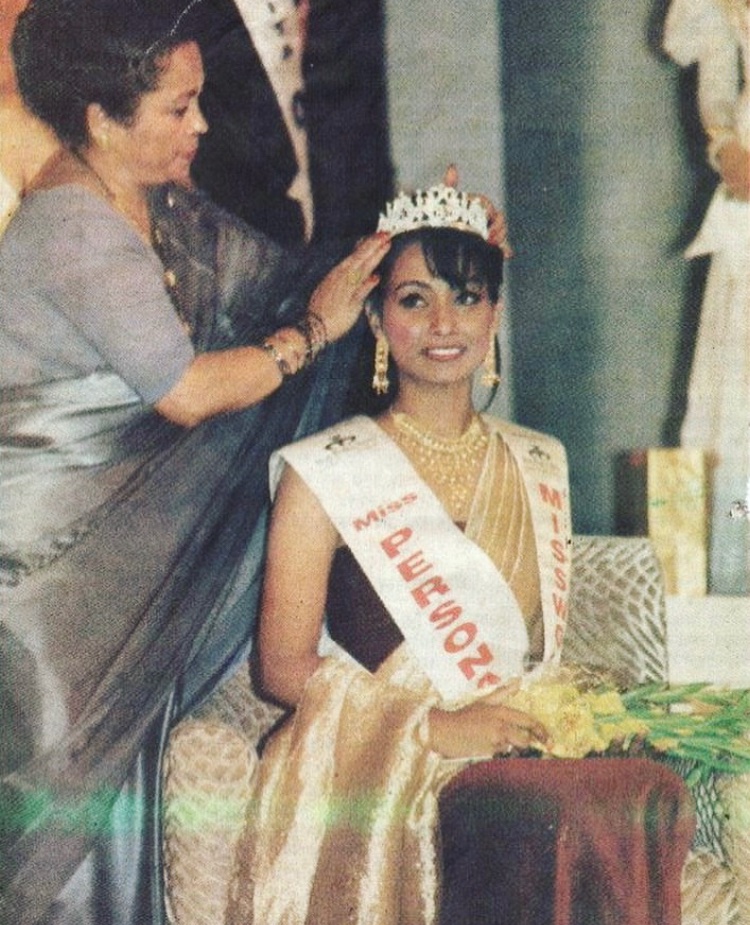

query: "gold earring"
left=481, top=334, right=501, bottom=387
left=372, top=334, right=390, bottom=394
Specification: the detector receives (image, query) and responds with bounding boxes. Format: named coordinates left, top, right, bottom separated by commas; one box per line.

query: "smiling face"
left=373, top=241, right=500, bottom=392
left=102, top=41, right=207, bottom=187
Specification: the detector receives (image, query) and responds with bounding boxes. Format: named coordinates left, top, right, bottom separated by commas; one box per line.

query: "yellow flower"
left=650, top=737, right=680, bottom=752
left=588, top=690, right=627, bottom=715
left=506, top=677, right=635, bottom=758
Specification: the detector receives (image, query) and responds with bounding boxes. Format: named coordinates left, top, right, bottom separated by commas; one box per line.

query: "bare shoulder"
left=271, top=463, right=340, bottom=548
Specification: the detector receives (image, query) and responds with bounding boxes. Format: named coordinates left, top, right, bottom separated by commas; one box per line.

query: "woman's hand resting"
left=428, top=686, right=549, bottom=760
left=717, top=137, right=750, bottom=201
left=308, top=232, right=391, bottom=341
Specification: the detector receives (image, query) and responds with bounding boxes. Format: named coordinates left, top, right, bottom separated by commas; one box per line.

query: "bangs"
left=373, top=227, right=503, bottom=310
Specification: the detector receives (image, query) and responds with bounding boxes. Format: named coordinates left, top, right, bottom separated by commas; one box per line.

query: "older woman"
left=0, top=1, right=389, bottom=922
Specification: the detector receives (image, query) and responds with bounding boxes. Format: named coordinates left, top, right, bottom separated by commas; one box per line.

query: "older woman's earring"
left=372, top=334, right=390, bottom=394
left=481, top=334, right=501, bottom=387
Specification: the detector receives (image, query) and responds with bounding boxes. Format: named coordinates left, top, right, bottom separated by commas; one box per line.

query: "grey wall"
left=502, top=0, right=709, bottom=533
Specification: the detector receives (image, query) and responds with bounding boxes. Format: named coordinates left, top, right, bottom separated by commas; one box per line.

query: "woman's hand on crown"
left=308, top=233, right=391, bottom=341
left=442, top=163, right=512, bottom=255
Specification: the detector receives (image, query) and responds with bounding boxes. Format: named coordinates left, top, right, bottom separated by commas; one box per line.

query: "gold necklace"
left=387, top=410, right=489, bottom=522
left=73, top=151, right=152, bottom=243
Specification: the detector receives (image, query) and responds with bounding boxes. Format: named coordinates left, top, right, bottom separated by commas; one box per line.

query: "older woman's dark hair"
left=12, top=0, right=195, bottom=150
left=367, top=227, right=504, bottom=317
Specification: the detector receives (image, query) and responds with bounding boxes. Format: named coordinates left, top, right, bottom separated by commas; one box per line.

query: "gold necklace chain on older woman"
left=71, top=150, right=193, bottom=334
left=386, top=409, right=490, bottom=524
left=72, top=150, right=153, bottom=244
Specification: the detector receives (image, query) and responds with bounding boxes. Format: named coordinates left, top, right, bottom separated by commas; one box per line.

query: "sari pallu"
left=0, top=184, right=359, bottom=925
left=227, top=420, right=695, bottom=925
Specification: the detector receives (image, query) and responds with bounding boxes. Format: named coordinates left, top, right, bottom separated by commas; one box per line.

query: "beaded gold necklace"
left=387, top=410, right=490, bottom=523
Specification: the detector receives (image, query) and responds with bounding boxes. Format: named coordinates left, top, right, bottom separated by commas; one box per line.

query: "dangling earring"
left=372, top=334, right=390, bottom=394
left=481, top=333, right=501, bottom=387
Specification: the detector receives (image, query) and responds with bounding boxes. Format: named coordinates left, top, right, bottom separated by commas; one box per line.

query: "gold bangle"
left=262, top=340, right=294, bottom=378
left=295, top=311, right=329, bottom=361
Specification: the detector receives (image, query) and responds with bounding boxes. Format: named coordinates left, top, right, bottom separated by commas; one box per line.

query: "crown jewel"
left=377, top=184, right=489, bottom=240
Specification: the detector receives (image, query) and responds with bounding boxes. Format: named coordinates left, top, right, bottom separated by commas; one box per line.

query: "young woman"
left=227, top=186, right=695, bottom=925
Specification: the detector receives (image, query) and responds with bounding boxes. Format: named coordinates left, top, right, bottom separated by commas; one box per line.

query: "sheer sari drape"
left=0, top=184, right=359, bottom=925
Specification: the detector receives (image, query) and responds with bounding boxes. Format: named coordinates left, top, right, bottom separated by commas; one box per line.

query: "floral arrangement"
left=505, top=669, right=750, bottom=784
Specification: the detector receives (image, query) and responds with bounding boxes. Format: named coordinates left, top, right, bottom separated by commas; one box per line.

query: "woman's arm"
left=155, top=232, right=389, bottom=427
left=688, top=4, right=749, bottom=198
left=428, top=688, right=549, bottom=760
left=257, top=465, right=340, bottom=706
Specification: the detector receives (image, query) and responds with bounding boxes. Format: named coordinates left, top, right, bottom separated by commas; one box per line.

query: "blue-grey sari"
left=0, top=183, right=360, bottom=925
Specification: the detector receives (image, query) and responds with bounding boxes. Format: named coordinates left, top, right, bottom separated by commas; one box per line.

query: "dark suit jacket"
left=186, top=0, right=306, bottom=245
left=167, top=0, right=392, bottom=246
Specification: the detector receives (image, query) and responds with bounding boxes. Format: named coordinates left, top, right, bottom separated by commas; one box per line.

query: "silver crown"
left=377, top=184, right=489, bottom=240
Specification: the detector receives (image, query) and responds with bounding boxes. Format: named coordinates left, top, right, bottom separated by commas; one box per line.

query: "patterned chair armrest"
left=562, top=535, right=746, bottom=924
left=163, top=667, right=285, bottom=925
left=562, top=534, right=669, bottom=686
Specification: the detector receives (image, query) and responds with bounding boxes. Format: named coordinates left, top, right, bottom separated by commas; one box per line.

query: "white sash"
left=485, top=418, right=572, bottom=663
left=272, top=416, right=570, bottom=701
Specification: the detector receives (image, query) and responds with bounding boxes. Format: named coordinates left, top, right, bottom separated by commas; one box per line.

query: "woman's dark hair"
left=366, top=226, right=504, bottom=317
left=347, top=226, right=504, bottom=415
left=12, top=0, right=197, bottom=149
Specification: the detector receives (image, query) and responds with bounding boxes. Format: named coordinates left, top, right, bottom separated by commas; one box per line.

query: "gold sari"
left=228, top=420, right=568, bottom=924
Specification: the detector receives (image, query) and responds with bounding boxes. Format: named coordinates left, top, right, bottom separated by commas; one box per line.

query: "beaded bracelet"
left=262, top=340, right=295, bottom=379
left=295, top=310, right=329, bottom=362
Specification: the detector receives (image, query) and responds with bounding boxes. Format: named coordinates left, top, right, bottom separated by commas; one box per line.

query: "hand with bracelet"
left=262, top=232, right=391, bottom=381
left=262, top=312, right=327, bottom=380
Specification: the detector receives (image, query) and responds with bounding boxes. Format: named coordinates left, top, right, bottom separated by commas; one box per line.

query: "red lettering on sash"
left=429, top=601, right=462, bottom=629
left=538, top=477, right=570, bottom=653
left=444, top=623, right=477, bottom=653
left=381, top=528, right=412, bottom=558
left=397, top=551, right=431, bottom=582
left=553, top=592, right=567, bottom=620
left=551, top=538, right=567, bottom=563
left=353, top=511, right=380, bottom=531
left=376, top=517, right=507, bottom=692
left=539, top=483, right=563, bottom=509
left=412, top=576, right=449, bottom=608
left=458, top=642, right=494, bottom=680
